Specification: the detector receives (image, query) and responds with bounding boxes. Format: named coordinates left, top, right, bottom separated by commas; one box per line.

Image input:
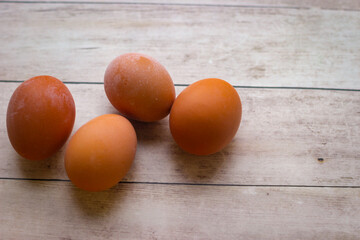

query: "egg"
left=6, top=75, right=75, bottom=161
left=104, top=53, right=175, bottom=122
left=65, top=114, right=137, bottom=192
left=169, top=78, right=242, bottom=155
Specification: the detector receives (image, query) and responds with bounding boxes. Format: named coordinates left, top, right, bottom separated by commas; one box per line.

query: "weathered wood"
left=1, top=83, right=359, bottom=186
left=0, top=3, right=359, bottom=88
left=0, top=179, right=359, bottom=239
left=5, top=0, right=360, bottom=10
left=1, top=0, right=359, bottom=239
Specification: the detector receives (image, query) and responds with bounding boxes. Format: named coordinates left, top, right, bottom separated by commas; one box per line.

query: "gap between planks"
left=0, top=80, right=359, bottom=92
left=1, top=0, right=360, bottom=12
left=0, top=0, right=307, bottom=9
left=1, top=177, right=360, bottom=188
left=0, top=1, right=312, bottom=10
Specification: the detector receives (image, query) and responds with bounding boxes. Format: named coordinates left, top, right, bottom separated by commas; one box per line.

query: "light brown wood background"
left=0, top=0, right=359, bottom=239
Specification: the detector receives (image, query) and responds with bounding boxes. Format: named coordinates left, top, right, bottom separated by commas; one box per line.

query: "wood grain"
left=1, top=82, right=359, bottom=186
left=0, top=179, right=359, bottom=239
left=1, top=0, right=359, bottom=239
left=0, top=3, right=359, bottom=88
left=5, top=0, right=360, bottom=10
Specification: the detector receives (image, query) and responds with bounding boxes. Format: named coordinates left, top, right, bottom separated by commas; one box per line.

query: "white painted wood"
left=1, top=83, right=359, bottom=186
left=5, top=0, right=360, bottom=10
left=0, top=179, right=359, bottom=239
left=0, top=3, right=359, bottom=88
left=1, top=1, right=359, bottom=239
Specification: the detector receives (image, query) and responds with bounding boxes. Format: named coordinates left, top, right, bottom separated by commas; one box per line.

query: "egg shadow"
left=170, top=141, right=235, bottom=182
left=15, top=148, right=65, bottom=180
left=119, top=118, right=171, bottom=181
left=70, top=182, right=129, bottom=217
left=129, top=118, right=170, bottom=145
left=129, top=116, right=235, bottom=183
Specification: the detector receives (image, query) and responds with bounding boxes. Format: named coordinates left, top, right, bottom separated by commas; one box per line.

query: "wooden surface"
left=1, top=181, right=360, bottom=239
left=5, top=0, right=360, bottom=10
left=1, top=1, right=360, bottom=89
left=1, top=1, right=360, bottom=239
left=1, top=83, right=360, bottom=186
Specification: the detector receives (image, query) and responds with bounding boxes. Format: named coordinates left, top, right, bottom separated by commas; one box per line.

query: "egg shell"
left=65, top=114, right=137, bottom=192
left=104, top=53, right=175, bottom=122
left=6, top=75, right=75, bottom=161
left=169, top=78, right=242, bottom=155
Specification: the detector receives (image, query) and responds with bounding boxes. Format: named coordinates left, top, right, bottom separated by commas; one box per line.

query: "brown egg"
left=6, top=76, right=75, bottom=161
left=104, top=53, right=175, bottom=122
left=169, top=78, right=242, bottom=155
left=65, top=114, right=137, bottom=192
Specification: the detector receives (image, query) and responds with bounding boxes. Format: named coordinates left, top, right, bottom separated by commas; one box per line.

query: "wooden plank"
left=0, top=179, right=359, bottom=239
left=1, top=82, right=359, bottom=186
left=4, top=0, right=360, bottom=11
left=0, top=3, right=359, bottom=88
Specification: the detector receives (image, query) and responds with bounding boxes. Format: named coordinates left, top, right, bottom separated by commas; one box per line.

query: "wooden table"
left=1, top=1, right=359, bottom=239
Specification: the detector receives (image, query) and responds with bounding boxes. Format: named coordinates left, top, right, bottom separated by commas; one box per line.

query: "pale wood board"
left=1, top=0, right=360, bottom=239
left=0, top=179, right=359, bottom=240
left=1, top=83, right=359, bottom=186
left=6, top=0, right=360, bottom=10
left=0, top=3, right=359, bottom=88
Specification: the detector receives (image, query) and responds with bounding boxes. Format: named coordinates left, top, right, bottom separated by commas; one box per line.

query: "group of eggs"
left=6, top=53, right=242, bottom=192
